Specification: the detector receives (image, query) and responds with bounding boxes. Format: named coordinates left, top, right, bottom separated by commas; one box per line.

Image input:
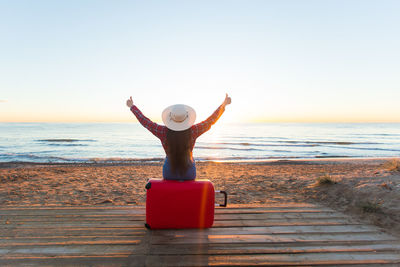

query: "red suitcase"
left=145, top=179, right=227, bottom=229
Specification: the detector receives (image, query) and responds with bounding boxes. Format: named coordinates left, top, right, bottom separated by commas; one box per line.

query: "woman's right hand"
left=223, top=93, right=231, bottom=107
left=126, top=96, right=134, bottom=108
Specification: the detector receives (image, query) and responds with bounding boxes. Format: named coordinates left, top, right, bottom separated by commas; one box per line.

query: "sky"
left=1, top=0, right=400, bottom=123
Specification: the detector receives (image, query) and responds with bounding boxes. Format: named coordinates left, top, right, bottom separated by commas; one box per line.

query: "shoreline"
left=0, top=157, right=399, bottom=237
left=0, top=156, right=398, bottom=167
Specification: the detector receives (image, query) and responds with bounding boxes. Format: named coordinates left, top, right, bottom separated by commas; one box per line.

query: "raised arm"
left=126, top=96, right=166, bottom=139
left=192, top=94, right=232, bottom=139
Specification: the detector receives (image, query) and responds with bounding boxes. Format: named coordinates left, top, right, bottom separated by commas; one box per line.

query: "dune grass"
left=360, top=200, right=382, bottom=213
left=383, top=158, right=400, bottom=172
left=315, top=174, right=337, bottom=186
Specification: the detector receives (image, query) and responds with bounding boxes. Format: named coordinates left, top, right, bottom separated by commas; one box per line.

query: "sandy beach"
left=1, top=158, right=399, bottom=236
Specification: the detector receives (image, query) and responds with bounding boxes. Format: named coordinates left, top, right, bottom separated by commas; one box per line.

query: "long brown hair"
left=166, top=128, right=192, bottom=176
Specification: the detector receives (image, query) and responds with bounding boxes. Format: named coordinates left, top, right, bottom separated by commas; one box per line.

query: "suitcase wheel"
left=144, top=223, right=151, bottom=229
left=145, top=182, right=151, bottom=190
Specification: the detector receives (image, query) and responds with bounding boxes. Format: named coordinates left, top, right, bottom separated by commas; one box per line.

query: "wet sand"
left=1, top=158, right=399, bottom=236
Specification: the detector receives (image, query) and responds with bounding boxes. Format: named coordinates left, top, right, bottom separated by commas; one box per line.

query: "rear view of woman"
left=126, top=94, right=231, bottom=180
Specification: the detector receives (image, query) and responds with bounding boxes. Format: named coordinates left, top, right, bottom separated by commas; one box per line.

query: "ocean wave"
left=227, top=136, right=290, bottom=140
left=0, top=152, right=304, bottom=164
left=88, top=157, right=164, bottom=163
left=315, top=155, right=351, bottom=158
left=211, top=142, right=319, bottom=148
left=279, top=141, right=382, bottom=145
left=222, top=140, right=382, bottom=147
left=195, top=155, right=307, bottom=162
left=211, top=140, right=383, bottom=148
left=0, top=152, right=80, bottom=163
left=195, top=146, right=263, bottom=151
left=91, top=156, right=304, bottom=163
left=351, top=133, right=400, bottom=137
left=46, top=143, right=89, bottom=147
left=37, top=139, right=96, bottom=142
left=36, top=139, right=96, bottom=147
left=324, top=145, right=400, bottom=152
left=272, top=150, right=292, bottom=153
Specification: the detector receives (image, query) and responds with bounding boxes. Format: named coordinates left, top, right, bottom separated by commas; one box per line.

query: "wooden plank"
left=150, top=225, right=379, bottom=236
left=0, top=209, right=337, bottom=221
left=0, top=245, right=139, bottom=256
left=215, top=208, right=336, bottom=214
left=144, top=252, right=400, bottom=266
left=0, top=225, right=375, bottom=239
left=1, top=252, right=400, bottom=266
left=0, top=256, right=147, bottom=266
left=1, top=208, right=335, bottom=217
left=0, top=209, right=145, bottom=217
left=150, top=232, right=397, bottom=244
left=0, top=245, right=146, bottom=256
left=1, top=215, right=144, bottom=222
left=1, top=221, right=142, bottom=228
left=1, top=220, right=359, bottom=230
left=0, top=236, right=144, bottom=246
left=1, top=224, right=146, bottom=231
left=0, top=206, right=330, bottom=213
left=216, top=204, right=324, bottom=209
left=0, top=209, right=334, bottom=217
left=1, top=218, right=356, bottom=227
left=0, top=211, right=337, bottom=221
left=4, top=222, right=359, bottom=229
left=1, top=222, right=146, bottom=229
left=149, top=241, right=400, bottom=255
left=0, top=232, right=145, bottom=240
left=214, top=213, right=350, bottom=220
left=2, top=212, right=350, bottom=223
left=0, top=204, right=331, bottom=213
left=211, top=252, right=400, bottom=266
left=0, top=226, right=378, bottom=243
left=0, top=226, right=145, bottom=234
left=1, top=214, right=346, bottom=223
left=0, top=231, right=146, bottom=239
left=0, top=205, right=144, bottom=210
left=2, top=241, right=399, bottom=257
left=0, top=221, right=363, bottom=238
left=0, top=203, right=319, bottom=210
left=1, top=219, right=144, bottom=225
left=213, top=219, right=360, bottom=227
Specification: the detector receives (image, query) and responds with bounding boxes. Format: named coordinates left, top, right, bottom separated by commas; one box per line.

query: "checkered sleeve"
left=191, top=104, right=225, bottom=139
left=130, top=105, right=166, bottom=140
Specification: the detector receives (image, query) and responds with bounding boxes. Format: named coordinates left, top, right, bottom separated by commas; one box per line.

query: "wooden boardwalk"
left=1, top=203, right=400, bottom=266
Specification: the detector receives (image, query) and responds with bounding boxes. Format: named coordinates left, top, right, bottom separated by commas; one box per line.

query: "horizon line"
left=1, top=120, right=400, bottom=124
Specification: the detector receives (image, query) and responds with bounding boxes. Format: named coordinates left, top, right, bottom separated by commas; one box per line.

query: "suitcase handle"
left=215, top=190, right=227, bottom=207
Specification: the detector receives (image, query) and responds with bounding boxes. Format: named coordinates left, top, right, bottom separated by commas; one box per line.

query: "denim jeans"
left=162, top=157, right=196, bottom=180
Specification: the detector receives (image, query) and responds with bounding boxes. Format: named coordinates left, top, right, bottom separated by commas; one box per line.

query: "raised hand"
left=223, top=93, right=231, bottom=106
left=126, top=96, right=134, bottom=108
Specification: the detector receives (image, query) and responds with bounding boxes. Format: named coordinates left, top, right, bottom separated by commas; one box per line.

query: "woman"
left=126, top=94, right=231, bottom=180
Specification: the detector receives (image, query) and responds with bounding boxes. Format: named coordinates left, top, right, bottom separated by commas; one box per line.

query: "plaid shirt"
left=130, top=104, right=225, bottom=153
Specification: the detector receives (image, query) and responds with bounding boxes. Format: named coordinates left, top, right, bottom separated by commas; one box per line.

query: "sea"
left=0, top=122, right=399, bottom=163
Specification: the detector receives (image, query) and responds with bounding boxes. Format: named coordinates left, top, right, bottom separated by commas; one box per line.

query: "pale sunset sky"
left=1, top=0, right=399, bottom=123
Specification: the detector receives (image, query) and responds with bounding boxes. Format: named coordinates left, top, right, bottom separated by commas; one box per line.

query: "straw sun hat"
left=162, top=104, right=196, bottom=131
